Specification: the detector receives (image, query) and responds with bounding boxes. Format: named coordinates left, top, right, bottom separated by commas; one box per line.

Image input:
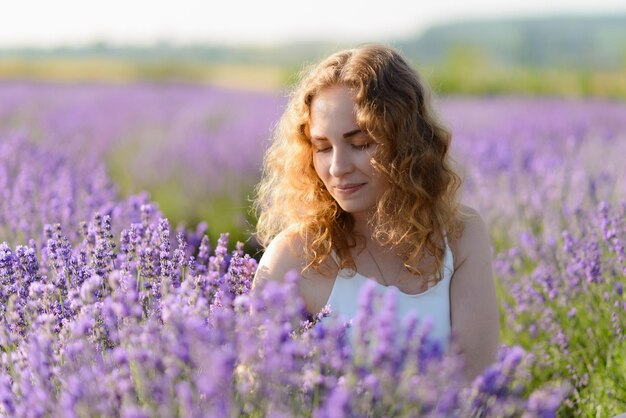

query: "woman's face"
left=309, top=85, right=388, bottom=220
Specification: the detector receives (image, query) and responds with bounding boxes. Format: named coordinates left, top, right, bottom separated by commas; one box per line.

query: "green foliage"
left=423, top=63, right=626, bottom=99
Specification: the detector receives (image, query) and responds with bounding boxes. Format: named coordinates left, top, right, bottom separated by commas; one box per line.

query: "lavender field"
left=0, top=81, right=283, bottom=251
left=0, top=80, right=625, bottom=416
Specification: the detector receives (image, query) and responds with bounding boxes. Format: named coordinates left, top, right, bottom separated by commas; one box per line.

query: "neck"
left=350, top=210, right=375, bottom=238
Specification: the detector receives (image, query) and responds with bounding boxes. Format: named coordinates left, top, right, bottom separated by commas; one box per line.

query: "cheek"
left=312, top=154, right=326, bottom=177
left=367, top=164, right=387, bottom=191
left=359, top=154, right=378, bottom=175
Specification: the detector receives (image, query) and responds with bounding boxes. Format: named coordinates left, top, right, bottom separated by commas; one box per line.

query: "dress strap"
left=442, top=231, right=454, bottom=276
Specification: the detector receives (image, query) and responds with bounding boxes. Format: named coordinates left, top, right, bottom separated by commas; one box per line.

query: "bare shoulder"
left=253, top=228, right=338, bottom=315
left=448, top=204, right=499, bottom=380
left=449, top=204, right=492, bottom=271
left=253, top=228, right=307, bottom=288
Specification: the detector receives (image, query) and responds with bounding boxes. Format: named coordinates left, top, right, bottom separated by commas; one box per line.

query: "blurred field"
left=2, top=57, right=626, bottom=98
left=0, top=57, right=290, bottom=91
left=424, top=63, right=626, bottom=99
left=0, top=80, right=283, bottom=255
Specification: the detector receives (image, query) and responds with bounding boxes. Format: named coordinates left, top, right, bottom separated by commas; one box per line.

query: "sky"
left=2, top=0, right=626, bottom=48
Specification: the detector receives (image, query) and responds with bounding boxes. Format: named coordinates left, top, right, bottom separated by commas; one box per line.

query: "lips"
left=334, top=183, right=365, bottom=194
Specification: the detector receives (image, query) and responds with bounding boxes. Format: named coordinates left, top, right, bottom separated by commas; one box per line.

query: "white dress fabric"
left=322, top=237, right=454, bottom=350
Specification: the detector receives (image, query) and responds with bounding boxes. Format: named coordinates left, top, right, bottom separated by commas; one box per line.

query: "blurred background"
left=2, top=0, right=626, bottom=254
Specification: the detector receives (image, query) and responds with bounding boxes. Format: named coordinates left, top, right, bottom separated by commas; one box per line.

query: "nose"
left=329, top=146, right=354, bottom=177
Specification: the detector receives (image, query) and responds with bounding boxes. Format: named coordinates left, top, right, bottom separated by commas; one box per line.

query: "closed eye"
left=352, top=143, right=373, bottom=151
left=314, top=147, right=332, bottom=153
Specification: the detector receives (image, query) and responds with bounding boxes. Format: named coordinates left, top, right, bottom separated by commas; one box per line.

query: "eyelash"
left=315, top=143, right=372, bottom=153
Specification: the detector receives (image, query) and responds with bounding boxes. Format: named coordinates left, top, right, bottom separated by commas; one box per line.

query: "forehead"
left=309, top=85, right=358, bottom=136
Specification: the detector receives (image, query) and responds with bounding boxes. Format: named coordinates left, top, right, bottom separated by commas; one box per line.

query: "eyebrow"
left=311, top=128, right=362, bottom=142
left=342, top=129, right=362, bottom=138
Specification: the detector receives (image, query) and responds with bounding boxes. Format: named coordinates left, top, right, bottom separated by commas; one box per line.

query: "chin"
left=337, top=202, right=373, bottom=216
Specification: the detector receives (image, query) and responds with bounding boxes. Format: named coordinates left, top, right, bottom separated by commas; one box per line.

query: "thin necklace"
left=363, top=244, right=404, bottom=287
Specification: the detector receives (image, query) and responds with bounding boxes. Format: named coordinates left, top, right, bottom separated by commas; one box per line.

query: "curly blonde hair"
left=254, top=43, right=463, bottom=283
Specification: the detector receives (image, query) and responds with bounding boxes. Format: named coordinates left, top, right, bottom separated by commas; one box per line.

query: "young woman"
left=252, top=44, right=499, bottom=380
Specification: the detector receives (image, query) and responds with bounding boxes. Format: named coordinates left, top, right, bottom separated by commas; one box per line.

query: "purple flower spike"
left=317, top=385, right=351, bottom=418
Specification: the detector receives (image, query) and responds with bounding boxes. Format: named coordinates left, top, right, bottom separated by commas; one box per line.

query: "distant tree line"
left=1, top=14, right=625, bottom=71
